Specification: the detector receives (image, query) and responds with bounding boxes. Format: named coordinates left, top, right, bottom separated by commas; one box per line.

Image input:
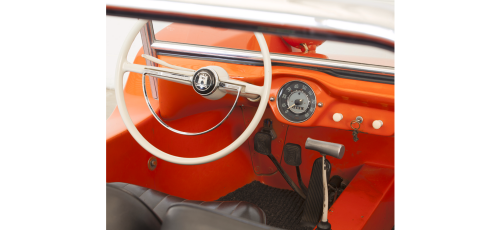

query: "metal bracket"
left=260, top=119, right=277, bottom=140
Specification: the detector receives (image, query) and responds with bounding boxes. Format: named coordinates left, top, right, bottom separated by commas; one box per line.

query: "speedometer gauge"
left=277, top=81, right=316, bottom=123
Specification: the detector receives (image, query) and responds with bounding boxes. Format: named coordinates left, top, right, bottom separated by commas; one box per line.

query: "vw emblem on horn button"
left=195, top=72, right=211, bottom=90
left=192, top=68, right=218, bottom=95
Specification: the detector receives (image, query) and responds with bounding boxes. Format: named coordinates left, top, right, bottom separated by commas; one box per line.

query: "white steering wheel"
left=115, top=19, right=272, bottom=165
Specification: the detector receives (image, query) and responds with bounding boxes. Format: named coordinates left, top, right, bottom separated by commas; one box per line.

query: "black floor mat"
left=217, top=181, right=313, bottom=230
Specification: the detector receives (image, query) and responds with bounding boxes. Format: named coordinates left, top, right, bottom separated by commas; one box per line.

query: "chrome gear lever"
left=305, top=138, right=345, bottom=159
left=304, top=138, right=345, bottom=230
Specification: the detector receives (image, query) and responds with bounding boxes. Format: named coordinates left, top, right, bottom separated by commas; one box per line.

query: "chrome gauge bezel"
left=276, top=80, right=316, bottom=123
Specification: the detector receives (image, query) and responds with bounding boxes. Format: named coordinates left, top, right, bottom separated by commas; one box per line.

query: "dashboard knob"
left=332, top=113, right=343, bottom=122
left=372, top=120, right=383, bottom=129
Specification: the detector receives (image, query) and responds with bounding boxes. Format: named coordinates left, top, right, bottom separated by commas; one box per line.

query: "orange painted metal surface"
left=268, top=74, right=394, bottom=136
left=328, top=164, right=394, bottom=230
left=106, top=22, right=394, bottom=229
left=281, top=36, right=326, bottom=52
left=152, top=54, right=394, bottom=136
left=106, top=88, right=258, bottom=201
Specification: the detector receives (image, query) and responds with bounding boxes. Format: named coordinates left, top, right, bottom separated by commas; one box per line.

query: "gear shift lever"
left=304, top=138, right=345, bottom=230
left=305, top=138, right=345, bottom=159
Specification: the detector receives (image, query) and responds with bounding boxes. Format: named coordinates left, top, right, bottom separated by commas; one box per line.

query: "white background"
left=105, top=16, right=394, bottom=89
left=106, top=17, right=172, bottom=89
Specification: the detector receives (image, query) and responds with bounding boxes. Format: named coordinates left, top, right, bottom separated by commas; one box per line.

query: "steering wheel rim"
left=115, top=19, right=272, bottom=165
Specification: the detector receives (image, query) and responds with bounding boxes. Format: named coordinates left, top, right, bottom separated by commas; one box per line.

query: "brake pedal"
left=283, top=143, right=308, bottom=196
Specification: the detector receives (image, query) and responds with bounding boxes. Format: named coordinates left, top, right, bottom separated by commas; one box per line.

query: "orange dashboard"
left=268, top=68, right=394, bottom=136
left=145, top=53, right=394, bottom=137
left=144, top=23, right=394, bottom=137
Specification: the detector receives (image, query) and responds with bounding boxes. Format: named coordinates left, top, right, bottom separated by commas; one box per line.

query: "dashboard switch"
left=372, top=120, right=383, bottom=129
left=332, top=113, right=343, bottom=122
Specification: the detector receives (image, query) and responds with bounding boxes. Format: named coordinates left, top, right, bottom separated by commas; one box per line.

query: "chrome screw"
left=270, top=97, right=275, bottom=101
left=318, top=102, right=323, bottom=107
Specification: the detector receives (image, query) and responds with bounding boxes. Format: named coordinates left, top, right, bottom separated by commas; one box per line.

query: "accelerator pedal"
left=300, top=157, right=331, bottom=228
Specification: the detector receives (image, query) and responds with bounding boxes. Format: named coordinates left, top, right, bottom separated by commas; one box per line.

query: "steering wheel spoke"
left=144, top=66, right=194, bottom=86
left=219, top=80, right=263, bottom=100
left=122, top=61, right=195, bottom=86
left=122, top=62, right=145, bottom=74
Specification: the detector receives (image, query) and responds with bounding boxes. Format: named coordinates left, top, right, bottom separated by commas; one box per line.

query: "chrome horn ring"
left=142, top=72, right=241, bottom=136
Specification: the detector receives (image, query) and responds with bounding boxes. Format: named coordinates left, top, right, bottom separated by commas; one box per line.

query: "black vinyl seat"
left=161, top=203, right=282, bottom=230
left=107, top=182, right=267, bottom=230
left=107, top=184, right=161, bottom=230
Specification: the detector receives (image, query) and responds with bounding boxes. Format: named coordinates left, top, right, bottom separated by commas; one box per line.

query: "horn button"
left=192, top=68, right=219, bottom=96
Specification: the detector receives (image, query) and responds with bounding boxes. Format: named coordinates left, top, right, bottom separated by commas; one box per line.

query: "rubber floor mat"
left=217, top=181, right=313, bottom=230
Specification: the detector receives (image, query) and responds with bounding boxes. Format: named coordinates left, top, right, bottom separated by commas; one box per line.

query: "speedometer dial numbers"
left=277, top=81, right=316, bottom=123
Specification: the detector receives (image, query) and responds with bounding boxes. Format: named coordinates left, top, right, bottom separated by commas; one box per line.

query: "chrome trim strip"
left=106, top=0, right=394, bottom=51
left=140, top=21, right=159, bottom=99
left=151, top=41, right=394, bottom=76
